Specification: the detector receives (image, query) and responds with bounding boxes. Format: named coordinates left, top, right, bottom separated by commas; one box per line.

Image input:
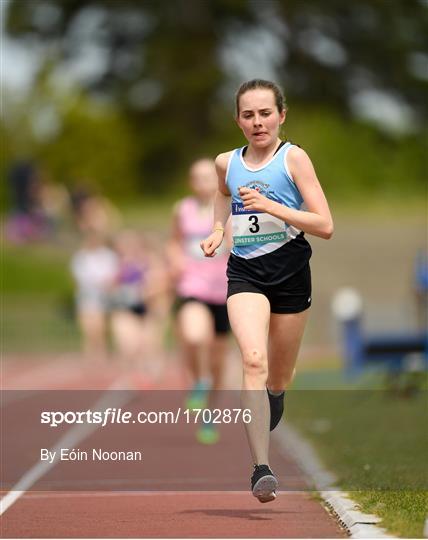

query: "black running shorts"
left=227, top=263, right=312, bottom=314
left=174, top=297, right=230, bottom=335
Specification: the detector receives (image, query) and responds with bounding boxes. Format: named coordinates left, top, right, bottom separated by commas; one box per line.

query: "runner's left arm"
left=201, top=152, right=232, bottom=257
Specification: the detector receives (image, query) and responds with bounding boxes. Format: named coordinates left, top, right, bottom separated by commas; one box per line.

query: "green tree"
left=5, top=0, right=256, bottom=192
left=4, top=0, right=427, bottom=198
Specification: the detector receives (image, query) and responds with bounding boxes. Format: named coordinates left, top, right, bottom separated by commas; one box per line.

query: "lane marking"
left=13, top=490, right=273, bottom=500
left=2, top=478, right=248, bottom=489
left=0, top=376, right=134, bottom=516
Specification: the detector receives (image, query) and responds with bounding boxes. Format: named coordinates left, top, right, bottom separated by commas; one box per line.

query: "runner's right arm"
left=199, top=191, right=231, bottom=258
left=201, top=152, right=232, bottom=257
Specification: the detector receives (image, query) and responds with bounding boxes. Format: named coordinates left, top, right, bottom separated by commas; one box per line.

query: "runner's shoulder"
left=215, top=151, right=234, bottom=174
left=286, top=145, right=317, bottom=182
left=287, top=144, right=311, bottom=167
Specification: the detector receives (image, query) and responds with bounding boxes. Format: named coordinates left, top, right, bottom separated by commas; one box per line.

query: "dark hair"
left=235, top=79, right=286, bottom=115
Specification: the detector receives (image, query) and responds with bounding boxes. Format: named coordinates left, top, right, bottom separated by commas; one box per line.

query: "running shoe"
left=267, top=389, right=285, bottom=431
left=185, top=380, right=209, bottom=410
left=251, top=464, right=278, bottom=503
left=196, top=422, right=219, bottom=445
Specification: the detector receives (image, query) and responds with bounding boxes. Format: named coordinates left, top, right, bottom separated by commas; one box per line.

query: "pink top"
left=176, top=197, right=229, bottom=304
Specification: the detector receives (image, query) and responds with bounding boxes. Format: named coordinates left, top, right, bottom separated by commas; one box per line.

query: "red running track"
left=1, top=354, right=346, bottom=538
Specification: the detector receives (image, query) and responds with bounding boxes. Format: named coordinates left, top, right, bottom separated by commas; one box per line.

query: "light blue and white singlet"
left=226, top=142, right=306, bottom=260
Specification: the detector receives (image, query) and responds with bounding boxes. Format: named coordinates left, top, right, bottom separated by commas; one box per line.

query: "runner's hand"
left=200, top=230, right=224, bottom=257
left=239, top=187, right=273, bottom=213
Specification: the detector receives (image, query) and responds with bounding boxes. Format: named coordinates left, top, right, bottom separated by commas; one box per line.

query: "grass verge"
left=288, top=376, right=428, bottom=538
left=2, top=242, right=79, bottom=353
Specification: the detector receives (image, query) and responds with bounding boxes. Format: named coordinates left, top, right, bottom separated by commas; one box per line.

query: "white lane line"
left=17, top=490, right=267, bottom=500
left=5, top=479, right=247, bottom=490
left=0, top=376, right=134, bottom=516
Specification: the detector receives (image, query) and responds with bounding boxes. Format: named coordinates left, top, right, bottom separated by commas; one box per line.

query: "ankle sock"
left=267, top=388, right=285, bottom=431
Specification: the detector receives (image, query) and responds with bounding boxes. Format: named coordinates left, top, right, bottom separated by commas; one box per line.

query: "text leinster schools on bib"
left=232, top=202, right=288, bottom=246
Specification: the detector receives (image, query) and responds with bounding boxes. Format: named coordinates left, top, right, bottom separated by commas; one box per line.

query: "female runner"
left=201, top=79, right=333, bottom=502
left=168, top=158, right=231, bottom=444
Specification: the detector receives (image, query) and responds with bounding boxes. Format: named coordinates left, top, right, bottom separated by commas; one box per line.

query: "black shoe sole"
left=252, top=474, right=278, bottom=503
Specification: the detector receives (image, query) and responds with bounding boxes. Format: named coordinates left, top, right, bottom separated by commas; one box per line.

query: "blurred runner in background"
left=5, top=160, right=69, bottom=243
left=168, top=158, right=232, bottom=444
left=70, top=231, right=119, bottom=364
left=70, top=183, right=122, bottom=239
left=109, top=229, right=168, bottom=383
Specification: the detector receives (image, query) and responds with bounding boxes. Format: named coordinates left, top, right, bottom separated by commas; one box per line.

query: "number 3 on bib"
left=232, top=203, right=288, bottom=246
left=248, top=215, right=260, bottom=233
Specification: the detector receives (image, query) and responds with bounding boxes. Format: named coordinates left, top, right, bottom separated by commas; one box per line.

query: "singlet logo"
left=238, top=180, right=269, bottom=196
left=238, top=181, right=282, bottom=204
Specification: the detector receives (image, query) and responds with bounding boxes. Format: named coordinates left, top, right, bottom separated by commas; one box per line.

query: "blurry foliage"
left=285, top=106, right=426, bottom=201
left=1, top=72, right=141, bottom=207
left=39, top=95, right=141, bottom=199
left=278, top=0, right=428, bottom=114
left=3, top=0, right=427, bottom=203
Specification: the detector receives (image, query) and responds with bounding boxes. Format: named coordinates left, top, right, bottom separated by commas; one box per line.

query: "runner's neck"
left=242, top=139, right=284, bottom=167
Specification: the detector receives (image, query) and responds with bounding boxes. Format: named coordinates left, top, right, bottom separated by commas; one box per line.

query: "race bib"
left=232, top=202, right=288, bottom=245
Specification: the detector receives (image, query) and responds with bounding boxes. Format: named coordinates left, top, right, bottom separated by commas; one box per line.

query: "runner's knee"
left=242, top=348, right=268, bottom=379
